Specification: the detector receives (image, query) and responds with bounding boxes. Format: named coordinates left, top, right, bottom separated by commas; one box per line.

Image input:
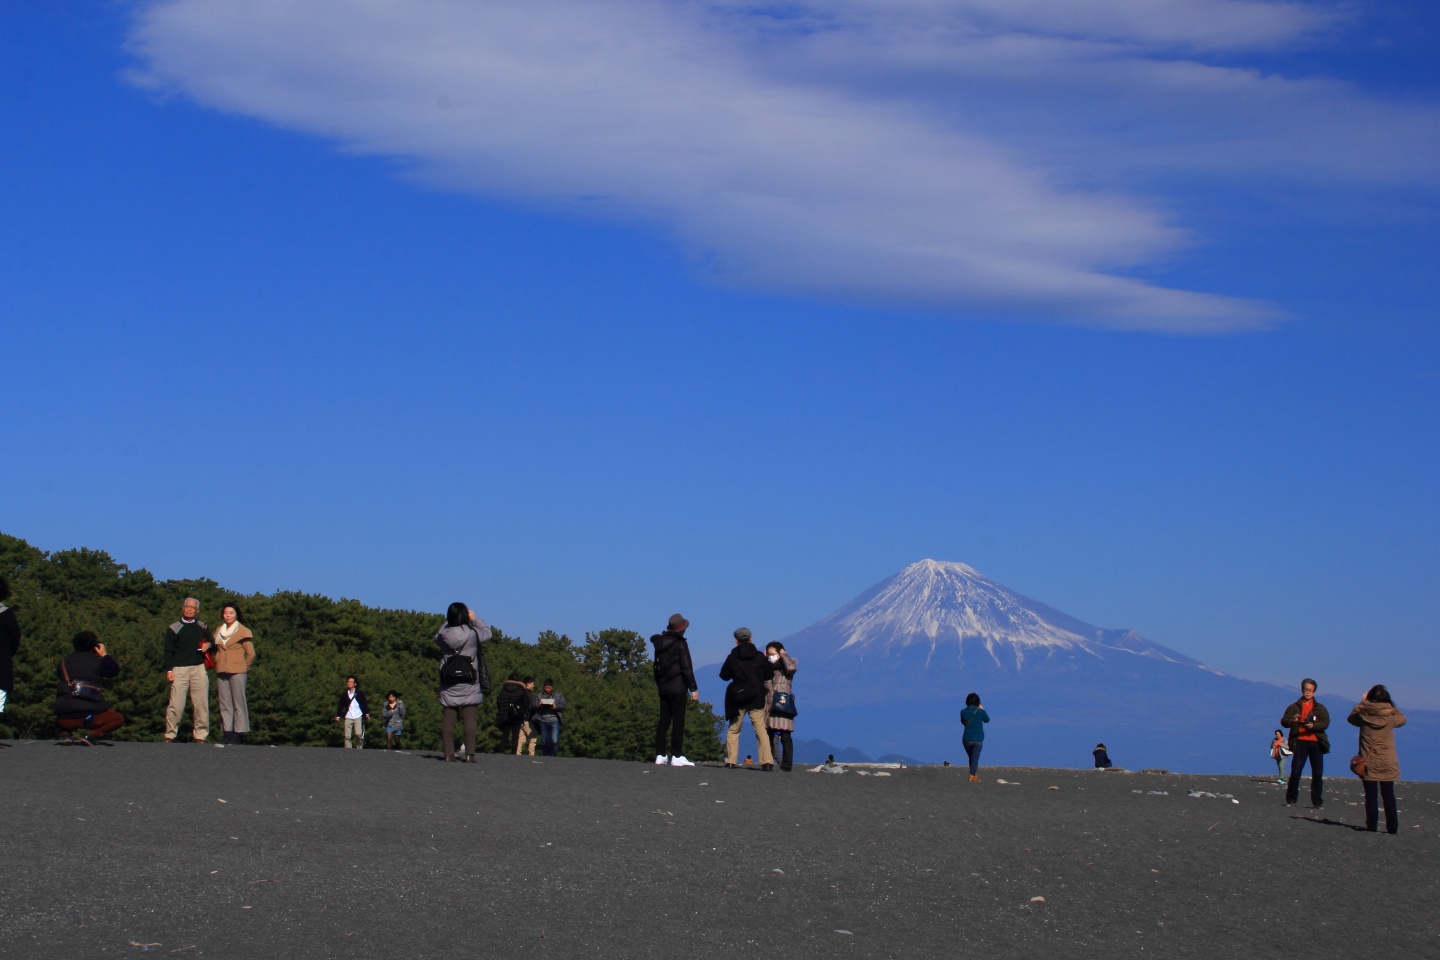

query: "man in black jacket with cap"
left=721, top=627, right=774, bottom=770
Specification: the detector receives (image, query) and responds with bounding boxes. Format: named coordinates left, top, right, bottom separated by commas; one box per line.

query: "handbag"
left=202, top=647, right=217, bottom=670
left=61, top=660, right=105, bottom=702
left=1350, top=754, right=1367, bottom=779
left=770, top=691, right=797, bottom=719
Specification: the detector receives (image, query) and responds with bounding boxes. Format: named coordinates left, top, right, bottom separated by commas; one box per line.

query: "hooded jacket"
left=495, top=679, right=532, bottom=726
left=650, top=629, right=697, bottom=698
left=1347, top=700, right=1407, bottom=782
left=719, top=640, right=768, bottom=716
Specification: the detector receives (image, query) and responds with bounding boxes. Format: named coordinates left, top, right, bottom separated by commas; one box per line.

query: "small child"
left=1269, top=729, right=1290, bottom=783
left=382, top=691, right=406, bottom=750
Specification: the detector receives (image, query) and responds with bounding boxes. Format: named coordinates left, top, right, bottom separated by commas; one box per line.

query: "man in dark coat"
left=720, top=627, right=774, bottom=770
left=1281, top=677, right=1331, bottom=809
left=0, top=576, right=20, bottom=732
left=162, top=597, right=211, bottom=743
left=650, top=613, right=698, bottom=766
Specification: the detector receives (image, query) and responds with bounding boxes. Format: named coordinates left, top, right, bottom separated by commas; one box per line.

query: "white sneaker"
left=655, top=754, right=670, bottom=765
left=671, top=756, right=695, bottom=767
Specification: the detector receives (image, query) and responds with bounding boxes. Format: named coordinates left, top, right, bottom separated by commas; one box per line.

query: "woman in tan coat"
left=1347, top=684, right=1406, bottom=834
left=763, top=642, right=797, bottom=772
left=213, top=602, right=257, bottom=745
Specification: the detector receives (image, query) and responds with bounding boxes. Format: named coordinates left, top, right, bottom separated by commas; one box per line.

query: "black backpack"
left=499, top=691, right=528, bottom=725
left=653, top=639, right=681, bottom=685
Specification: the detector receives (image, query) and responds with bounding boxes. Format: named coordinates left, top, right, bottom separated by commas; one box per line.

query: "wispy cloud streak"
left=128, top=0, right=1440, bottom=332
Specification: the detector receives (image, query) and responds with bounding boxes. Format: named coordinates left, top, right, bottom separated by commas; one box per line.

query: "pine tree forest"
left=0, top=533, right=725, bottom=761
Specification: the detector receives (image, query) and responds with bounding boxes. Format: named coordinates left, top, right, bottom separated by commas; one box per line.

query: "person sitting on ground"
left=1270, top=729, right=1290, bottom=783
left=1093, top=743, right=1114, bottom=769
left=54, top=631, right=124, bottom=745
left=382, top=691, right=406, bottom=750
left=495, top=671, right=530, bottom=754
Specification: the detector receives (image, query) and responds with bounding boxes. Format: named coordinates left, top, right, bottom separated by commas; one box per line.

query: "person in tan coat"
left=212, top=602, right=257, bottom=745
left=1347, top=684, right=1406, bottom=834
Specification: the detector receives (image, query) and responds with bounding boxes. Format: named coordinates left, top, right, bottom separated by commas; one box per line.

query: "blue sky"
left=4, top=1, right=1438, bottom=703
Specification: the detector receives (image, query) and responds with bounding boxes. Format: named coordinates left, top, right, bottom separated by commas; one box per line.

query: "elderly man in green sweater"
left=162, top=597, right=212, bottom=743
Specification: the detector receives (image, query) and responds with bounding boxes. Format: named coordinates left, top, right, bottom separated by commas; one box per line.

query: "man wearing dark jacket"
left=651, top=614, right=698, bottom=766
left=162, top=597, right=211, bottom=743
left=720, top=627, right=773, bottom=770
left=0, top=576, right=20, bottom=732
left=1281, top=678, right=1331, bottom=809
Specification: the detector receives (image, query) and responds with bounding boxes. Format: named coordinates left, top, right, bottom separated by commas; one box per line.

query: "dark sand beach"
left=2, top=741, right=1436, bottom=959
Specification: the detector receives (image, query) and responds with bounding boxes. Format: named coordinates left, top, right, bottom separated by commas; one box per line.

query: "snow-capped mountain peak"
left=783, top=559, right=1201, bottom=674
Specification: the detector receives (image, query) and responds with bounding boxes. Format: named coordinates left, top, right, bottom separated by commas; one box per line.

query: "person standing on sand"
left=1281, top=678, right=1331, bottom=809
left=960, top=692, right=989, bottom=782
left=651, top=614, right=698, bottom=766
left=495, top=671, right=530, bottom=754
left=763, top=641, right=797, bottom=772
left=1093, top=744, right=1113, bottom=769
left=532, top=679, right=567, bottom=757
left=212, top=602, right=256, bottom=745
left=1347, top=685, right=1406, bottom=834
left=382, top=691, right=406, bottom=750
left=721, top=627, right=773, bottom=770
left=0, top=576, right=20, bottom=734
left=435, top=603, right=490, bottom=762
left=335, top=676, right=370, bottom=748
left=162, top=597, right=211, bottom=743
left=516, top=677, right=538, bottom=756
left=1270, top=730, right=1290, bottom=783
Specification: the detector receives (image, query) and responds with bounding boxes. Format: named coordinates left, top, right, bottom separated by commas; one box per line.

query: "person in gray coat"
left=435, top=602, right=491, bottom=763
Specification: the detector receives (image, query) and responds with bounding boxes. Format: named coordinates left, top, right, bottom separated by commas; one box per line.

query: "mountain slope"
left=779, top=561, right=1438, bottom=779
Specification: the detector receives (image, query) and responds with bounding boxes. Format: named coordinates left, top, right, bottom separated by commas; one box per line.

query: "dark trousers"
left=497, top=722, right=521, bottom=754
left=1363, top=780, right=1398, bottom=833
left=1286, top=740, right=1325, bottom=806
left=769, top=728, right=793, bottom=771
left=655, top=693, right=689, bottom=757
left=441, top=705, right=477, bottom=759
left=963, top=739, right=983, bottom=775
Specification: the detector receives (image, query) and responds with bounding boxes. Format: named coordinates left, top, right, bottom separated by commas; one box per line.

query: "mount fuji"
left=780, top=560, right=1439, bottom=778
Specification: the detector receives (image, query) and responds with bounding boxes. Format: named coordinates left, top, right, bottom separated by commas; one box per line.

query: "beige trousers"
left=726, top=708, right=774, bottom=766
left=516, top=721, right=538, bottom=756
left=165, top=664, right=209, bottom=741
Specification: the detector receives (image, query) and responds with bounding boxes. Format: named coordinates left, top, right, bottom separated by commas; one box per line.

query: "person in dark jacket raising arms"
left=54, top=631, right=124, bottom=744
left=721, top=627, right=774, bottom=770
left=495, top=672, right=530, bottom=754
left=651, top=614, right=698, bottom=766
left=1281, top=677, right=1331, bottom=809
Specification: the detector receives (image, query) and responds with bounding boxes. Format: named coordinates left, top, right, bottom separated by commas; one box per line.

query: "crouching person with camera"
left=55, top=631, right=124, bottom=745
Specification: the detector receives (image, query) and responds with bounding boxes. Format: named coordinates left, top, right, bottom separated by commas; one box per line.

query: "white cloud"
left=127, top=0, right=1438, bottom=332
